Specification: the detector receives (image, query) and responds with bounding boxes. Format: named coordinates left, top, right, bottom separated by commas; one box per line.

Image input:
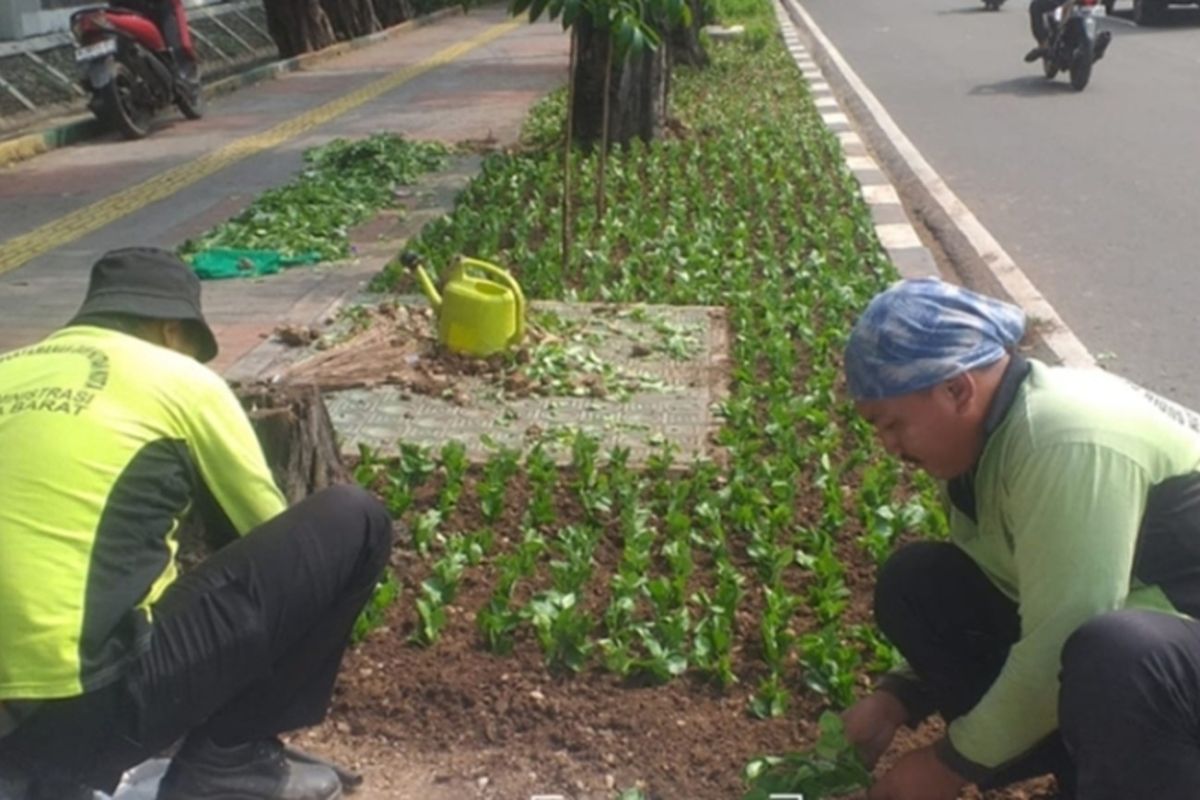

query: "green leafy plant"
left=525, top=590, right=594, bottom=673
left=479, top=445, right=521, bottom=524
left=525, top=443, right=559, bottom=529
left=351, top=569, right=401, bottom=644
left=437, top=440, right=469, bottom=516
left=743, top=712, right=873, bottom=800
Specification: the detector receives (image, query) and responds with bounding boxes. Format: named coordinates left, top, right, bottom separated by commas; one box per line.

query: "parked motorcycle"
left=983, top=0, right=1007, bottom=10
left=70, top=0, right=203, bottom=139
left=1037, top=0, right=1111, bottom=91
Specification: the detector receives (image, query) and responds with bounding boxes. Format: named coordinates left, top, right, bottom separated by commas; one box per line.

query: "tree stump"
left=178, top=382, right=350, bottom=566
left=236, top=381, right=350, bottom=504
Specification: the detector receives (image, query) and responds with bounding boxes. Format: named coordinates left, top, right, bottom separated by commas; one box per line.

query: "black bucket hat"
left=71, top=247, right=218, bottom=363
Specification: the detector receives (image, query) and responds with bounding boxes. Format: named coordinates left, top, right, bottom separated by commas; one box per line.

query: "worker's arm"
left=173, top=370, right=287, bottom=533
left=938, top=442, right=1147, bottom=779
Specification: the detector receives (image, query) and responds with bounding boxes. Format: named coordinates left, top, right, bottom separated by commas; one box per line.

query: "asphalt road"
left=797, top=0, right=1200, bottom=407
left=0, top=10, right=566, bottom=366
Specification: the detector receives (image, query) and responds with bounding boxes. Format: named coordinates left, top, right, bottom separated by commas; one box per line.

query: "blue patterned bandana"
left=844, top=278, right=1026, bottom=400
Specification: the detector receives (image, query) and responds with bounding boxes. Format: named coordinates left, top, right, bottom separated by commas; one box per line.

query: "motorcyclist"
left=113, top=0, right=199, bottom=87
left=1024, top=0, right=1113, bottom=63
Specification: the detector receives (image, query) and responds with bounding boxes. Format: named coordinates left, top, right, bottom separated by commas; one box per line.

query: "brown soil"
left=288, top=474, right=1060, bottom=800
left=278, top=300, right=692, bottom=404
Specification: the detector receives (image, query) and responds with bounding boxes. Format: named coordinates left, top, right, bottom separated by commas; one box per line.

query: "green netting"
left=189, top=248, right=321, bottom=280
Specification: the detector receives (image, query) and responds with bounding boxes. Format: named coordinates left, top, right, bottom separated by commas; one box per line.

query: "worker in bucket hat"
left=0, top=248, right=392, bottom=800
left=841, top=278, right=1200, bottom=800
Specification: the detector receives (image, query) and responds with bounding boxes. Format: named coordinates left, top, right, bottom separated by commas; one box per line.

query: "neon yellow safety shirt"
left=0, top=326, right=286, bottom=701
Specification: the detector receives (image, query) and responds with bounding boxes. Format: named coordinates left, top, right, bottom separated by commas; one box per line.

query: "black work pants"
left=876, top=541, right=1200, bottom=800
left=1030, top=0, right=1068, bottom=43
left=0, top=484, right=393, bottom=794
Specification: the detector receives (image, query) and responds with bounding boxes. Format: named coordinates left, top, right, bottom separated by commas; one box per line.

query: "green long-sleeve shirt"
left=927, top=359, right=1200, bottom=777
left=0, top=326, right=286, bottom=700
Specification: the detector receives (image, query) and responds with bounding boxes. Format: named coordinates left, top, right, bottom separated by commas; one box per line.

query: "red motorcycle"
left=70, top=0, right=204, bottom=139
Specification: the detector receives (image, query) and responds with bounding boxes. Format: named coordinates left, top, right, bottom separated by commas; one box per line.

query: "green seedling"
left=743, top=712, right=872, bottom=800
left=525, top=590, right=593, bottom=673
left=351, top=569, right=400, bottom=644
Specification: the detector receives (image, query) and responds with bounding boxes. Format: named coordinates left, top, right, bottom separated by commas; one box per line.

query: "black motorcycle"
left=1037, top=0, right=1111, bottom=91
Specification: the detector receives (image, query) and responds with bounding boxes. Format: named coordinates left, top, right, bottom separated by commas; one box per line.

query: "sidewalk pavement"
left=0, top=6, right=568, bottom=373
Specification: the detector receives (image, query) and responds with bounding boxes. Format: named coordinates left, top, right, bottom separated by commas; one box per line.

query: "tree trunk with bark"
left=571, top=17, right=670, bottom=149
left=179, top=382, right=350, bottom=564
left=321, top=0, right=383, bottom=40
left=262, top=0, right=337, bottom=57
left=374, top=0, right=417, bottom=27
left=669, top=0, right=710, bottom=68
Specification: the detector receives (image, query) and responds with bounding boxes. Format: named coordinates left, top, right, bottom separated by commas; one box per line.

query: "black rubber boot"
left=155, top=737, right=342, bottom=800
left=1024, top=45, right=1048, bottom=62
left=1093, top=30, right=1112, bottom=61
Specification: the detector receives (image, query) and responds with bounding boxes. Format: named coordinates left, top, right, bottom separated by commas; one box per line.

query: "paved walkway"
left=0, top=7, right=568, bottom=373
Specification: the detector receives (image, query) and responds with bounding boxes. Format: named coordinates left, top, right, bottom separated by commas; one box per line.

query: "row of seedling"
left=355, top=40, right=948, bottom=712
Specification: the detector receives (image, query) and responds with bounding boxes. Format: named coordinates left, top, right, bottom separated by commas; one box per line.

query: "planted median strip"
left=188, top=4, right=949, bottom=794
left=346, top=30, right=947, bottom=798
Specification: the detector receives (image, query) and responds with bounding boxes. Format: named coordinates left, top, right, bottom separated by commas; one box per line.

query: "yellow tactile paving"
left=0, top=19, right=521, bottom=277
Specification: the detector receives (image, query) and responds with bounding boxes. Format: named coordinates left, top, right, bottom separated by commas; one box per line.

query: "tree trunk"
left=237, top=382, right=351, bottom=503
left=321, top=0, right=383, bottom=40
left=669, top=0, right=710, bottom=68
left=178, top=382, right=349, bottom=565
left=571, top=16, right=670, bottom=148
left=374, top=0, right=417, bottom=27
left=262, top=0, right=337, bottom=57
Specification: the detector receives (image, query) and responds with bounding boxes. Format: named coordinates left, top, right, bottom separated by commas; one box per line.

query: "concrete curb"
left=772, top=0, right=939, bottom=283
left=0, top=5, right=464, bottom=171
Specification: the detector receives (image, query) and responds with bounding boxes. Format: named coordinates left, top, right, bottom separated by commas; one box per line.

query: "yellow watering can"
left=404, top=253, right=526, bottom=357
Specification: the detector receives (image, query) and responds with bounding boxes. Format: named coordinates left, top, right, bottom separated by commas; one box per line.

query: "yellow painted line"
left=0, top=19, right=521, bottom=277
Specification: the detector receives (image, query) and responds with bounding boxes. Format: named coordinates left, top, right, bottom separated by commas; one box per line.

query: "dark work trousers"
left=877, top=541, right=1200, bottom=800
left=1060, top=609, right=1200, bottom=800
left=0, top=484, right=393, bottom=794
left=1030, top=0, right=1069, bottom=43
left=874, top=542, right=1074, bottom=795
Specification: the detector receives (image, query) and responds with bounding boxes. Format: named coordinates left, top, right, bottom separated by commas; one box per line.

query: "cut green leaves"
left=181, top=134, right=448, bottom=262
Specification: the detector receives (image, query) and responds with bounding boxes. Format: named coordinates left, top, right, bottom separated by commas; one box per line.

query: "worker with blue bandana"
left=840, top=278, right=1200, bottom=800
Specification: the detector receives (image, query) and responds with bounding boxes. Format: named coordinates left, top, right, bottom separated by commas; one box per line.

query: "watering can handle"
left=459, top=258, right=525, bottom=345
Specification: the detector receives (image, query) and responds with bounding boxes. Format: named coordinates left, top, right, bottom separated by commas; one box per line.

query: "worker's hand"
left=841, top=690, right=908, bottom=768
left=867, top=745, right=967, bottom=800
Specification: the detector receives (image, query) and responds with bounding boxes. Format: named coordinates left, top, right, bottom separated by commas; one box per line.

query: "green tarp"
left=189, top=248, right=322, bottom=280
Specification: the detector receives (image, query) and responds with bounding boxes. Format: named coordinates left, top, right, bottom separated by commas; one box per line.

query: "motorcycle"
left=1038, top=0, right=1112, bottom=91
left=983, top=0, right=1007, bottom=10
left=70, top=0, right=204, bottom=140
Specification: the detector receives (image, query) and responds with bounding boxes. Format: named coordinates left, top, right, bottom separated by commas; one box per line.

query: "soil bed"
left=292, top=491, right=1056, bottom=799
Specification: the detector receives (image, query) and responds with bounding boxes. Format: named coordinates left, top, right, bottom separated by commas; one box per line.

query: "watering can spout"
left=414, top=266, right=442, bottom=310
left=402, top=251, right=441, bottom=310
